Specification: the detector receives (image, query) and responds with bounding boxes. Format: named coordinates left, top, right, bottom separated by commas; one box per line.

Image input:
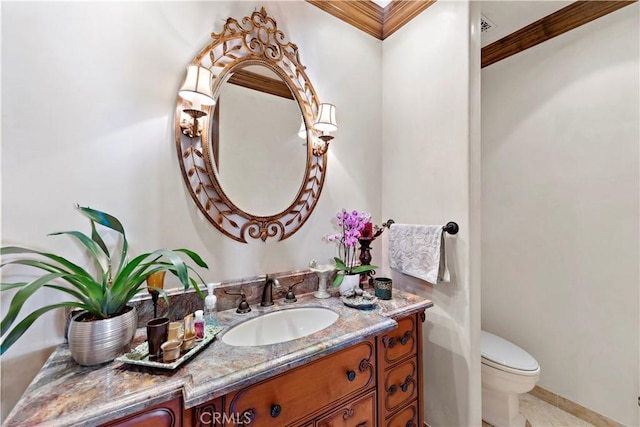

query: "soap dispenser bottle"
left=204, top=283, right=219, bottom=326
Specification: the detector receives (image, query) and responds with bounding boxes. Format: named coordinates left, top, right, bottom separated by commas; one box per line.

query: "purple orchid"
left=324, top=209, right=377, bottom=286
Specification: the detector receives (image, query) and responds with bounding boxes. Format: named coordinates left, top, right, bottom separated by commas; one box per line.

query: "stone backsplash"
left=64, top=269, right=342, bottom=337
left=129, top=269, right=332, bottom=328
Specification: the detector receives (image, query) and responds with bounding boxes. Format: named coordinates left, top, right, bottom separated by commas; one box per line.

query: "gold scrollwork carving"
left=175, top=7, right=326, bottom=243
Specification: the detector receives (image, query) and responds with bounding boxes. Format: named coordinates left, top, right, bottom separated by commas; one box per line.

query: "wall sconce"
left=312, top=103, right=337, bottom=156
left=178, top=65, right=216, bottom=138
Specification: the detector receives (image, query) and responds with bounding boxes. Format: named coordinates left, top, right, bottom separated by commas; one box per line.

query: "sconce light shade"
left=178, top=65, right=216, bottom=106
left=313, top=103, right=337, bottom=133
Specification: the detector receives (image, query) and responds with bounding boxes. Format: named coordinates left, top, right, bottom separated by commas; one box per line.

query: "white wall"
left=381, top=1, right=482, bottom=426
left=0, top=1, right=382, bottom=419
left=481, top=4, right=639, bottom=426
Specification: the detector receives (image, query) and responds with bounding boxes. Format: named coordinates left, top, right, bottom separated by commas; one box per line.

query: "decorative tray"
left=116, top=325, right=224, bottom=370
left=341, top=295, right=378, bottom=310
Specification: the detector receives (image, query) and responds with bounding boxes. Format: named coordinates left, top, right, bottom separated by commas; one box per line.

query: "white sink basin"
left=222, top=307, right=339, bottom=347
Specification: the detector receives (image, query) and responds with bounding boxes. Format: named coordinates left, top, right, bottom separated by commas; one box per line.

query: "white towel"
left=388, top=224, right=450, bottom=284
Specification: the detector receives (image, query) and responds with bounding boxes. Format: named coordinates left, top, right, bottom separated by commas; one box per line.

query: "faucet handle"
left=224, top=290, right=251, bottom=314
left=283, top=280, right=304, bottom=304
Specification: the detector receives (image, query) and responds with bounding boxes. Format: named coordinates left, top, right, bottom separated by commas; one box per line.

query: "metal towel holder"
left=443, top=222, right=459, bottom=235
left=383, top=219, right=459, bottom=235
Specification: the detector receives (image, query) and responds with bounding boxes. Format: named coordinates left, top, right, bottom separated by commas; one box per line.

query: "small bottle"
left=204, top=283, right=219, bottom=326
left=194, top=310, right=205, bottom=341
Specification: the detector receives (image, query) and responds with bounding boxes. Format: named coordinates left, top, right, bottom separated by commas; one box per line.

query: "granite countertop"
left=3, top=289, right=432, bottom=426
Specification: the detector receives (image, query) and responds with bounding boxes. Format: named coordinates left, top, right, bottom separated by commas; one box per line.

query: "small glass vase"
left=338, top=273, right=360, bottom=296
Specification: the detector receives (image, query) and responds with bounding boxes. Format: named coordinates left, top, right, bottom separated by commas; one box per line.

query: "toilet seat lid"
left=480, top=330, right=539, bottom=371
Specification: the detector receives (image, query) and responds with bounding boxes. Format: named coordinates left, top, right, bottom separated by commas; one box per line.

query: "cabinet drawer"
left=315, top=390, right=376, bottom=427
left=190, top=397, right=223, bottom=427
left=225, top=338, right=376, bottom=426
left=381, top=358, right=418, bottom=415
left=385, top=399, right=419, bottom=427
left=100, top=397, right=181, bottom=427
left=379, top=315, right=417, bottom=367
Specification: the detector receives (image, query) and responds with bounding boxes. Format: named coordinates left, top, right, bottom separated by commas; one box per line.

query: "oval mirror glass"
left=211, top=64, right=306, bottom=217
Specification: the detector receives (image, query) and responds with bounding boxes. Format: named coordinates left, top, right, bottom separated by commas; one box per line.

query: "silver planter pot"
left=68, top=306, right=138, bottom=366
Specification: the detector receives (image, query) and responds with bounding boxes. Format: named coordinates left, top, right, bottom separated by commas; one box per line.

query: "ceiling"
left=480, top=1, right=576, bottom=47
left=372, top=0, right=393, bottom=7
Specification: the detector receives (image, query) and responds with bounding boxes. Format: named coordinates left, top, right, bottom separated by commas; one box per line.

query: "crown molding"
left=482, top=0, right=636, bottom=68
left=306, top=0, right=435, bottom=40
left=307, top=1, right=384, bottom=39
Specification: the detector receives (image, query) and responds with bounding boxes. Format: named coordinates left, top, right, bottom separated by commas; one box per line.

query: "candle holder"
left=358, top=219, right=394, bottom=288
left=146, top=271, right=166, bottom=319
left=309, top=261, right=334, bottom=299
left=358, top=238, right=373, bottom=288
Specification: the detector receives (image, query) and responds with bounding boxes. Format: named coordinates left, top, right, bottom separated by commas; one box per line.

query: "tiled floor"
left=482, top=392, right=595, bottom=427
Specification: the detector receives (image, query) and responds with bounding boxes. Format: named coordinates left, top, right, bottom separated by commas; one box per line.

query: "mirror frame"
left=175, top=8, right=327, bottom=243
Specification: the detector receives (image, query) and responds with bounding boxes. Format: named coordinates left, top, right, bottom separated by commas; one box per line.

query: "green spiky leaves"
left=0, top=206, right=209, bottom=355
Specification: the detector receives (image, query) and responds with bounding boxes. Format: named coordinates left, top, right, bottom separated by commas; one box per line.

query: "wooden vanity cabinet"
left=189, top=311, right=425, bottom=427
left=377, top=312, right=424, bottom=427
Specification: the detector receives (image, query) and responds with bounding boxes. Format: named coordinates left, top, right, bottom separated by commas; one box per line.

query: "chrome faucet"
left=261, top=277, right=279, bottom=307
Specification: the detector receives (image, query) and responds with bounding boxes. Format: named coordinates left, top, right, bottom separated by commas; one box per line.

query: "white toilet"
left=481, top=330, right=540, bottom=427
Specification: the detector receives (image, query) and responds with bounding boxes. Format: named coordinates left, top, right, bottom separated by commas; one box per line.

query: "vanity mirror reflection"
left=211, top=64, right=306, bottom=217
left=175, top=8, right=333, bottom=243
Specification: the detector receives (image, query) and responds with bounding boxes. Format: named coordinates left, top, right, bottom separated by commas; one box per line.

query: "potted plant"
left=0, top=205, right=208, bottom=365
left=325, top=209, right=378, bottom=293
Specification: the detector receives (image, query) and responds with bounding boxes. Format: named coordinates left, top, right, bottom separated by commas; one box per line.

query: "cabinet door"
left=315, top=391, right=376, bottom=427
left=100, top=397, right=181, bottom=427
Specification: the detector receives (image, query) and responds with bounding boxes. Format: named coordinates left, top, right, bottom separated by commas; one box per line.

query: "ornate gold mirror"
left=175, top=8, right=329, bottom=243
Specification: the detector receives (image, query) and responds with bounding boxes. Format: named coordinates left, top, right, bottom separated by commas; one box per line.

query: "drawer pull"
left=400, top=375, right=415, bottom=393
left=346, top=370, right=356, bottom=381
left=400, top=331, right=411, bottom=345
left=383, top=331, right=413, bottom=348
left=387, top=384, right=398, bottom=396
left=270, top=404, right=281, bottom=418
left=387, top=376, right=414, bottom=396
left=243, top=408, right=256, bottom=423
left=406, top=421, right=416, bottom=427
